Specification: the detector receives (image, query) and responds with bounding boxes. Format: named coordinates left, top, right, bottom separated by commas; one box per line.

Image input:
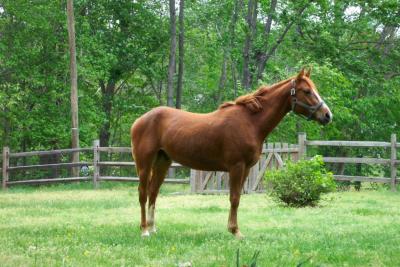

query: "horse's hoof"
left=141, top=230, right=150, bottom=237
left=234, top=231, right=245, bottom=239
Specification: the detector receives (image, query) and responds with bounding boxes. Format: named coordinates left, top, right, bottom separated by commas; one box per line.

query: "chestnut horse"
left=130, top=69, right=332, bottom=238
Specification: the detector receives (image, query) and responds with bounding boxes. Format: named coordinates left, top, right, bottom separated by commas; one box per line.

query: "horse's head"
left=290, top=68, right=332, bottom=125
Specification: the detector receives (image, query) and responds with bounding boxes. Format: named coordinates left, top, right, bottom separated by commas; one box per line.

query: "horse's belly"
left=172, top=156, right=227, bottom=172
left=162, top=146, right=226, bottom=171
left=162, top=143, right=228, bottom=171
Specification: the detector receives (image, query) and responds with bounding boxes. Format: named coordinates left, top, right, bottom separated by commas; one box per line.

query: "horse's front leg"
left=228, top=163, right=250, bottom=239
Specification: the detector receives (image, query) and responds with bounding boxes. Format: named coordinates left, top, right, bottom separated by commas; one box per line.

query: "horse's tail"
left=130, top=122, right=136, bottom=162
left=130, top=121, right=143, bottom=179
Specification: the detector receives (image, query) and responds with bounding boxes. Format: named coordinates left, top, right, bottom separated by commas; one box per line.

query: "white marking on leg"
left=141, top=229, right=150, bottom=237
left=149, top=226, right=157, bottom=234
left=234, top=230, right=244, bottom=239
left=147, top=205, right=156, bottom=234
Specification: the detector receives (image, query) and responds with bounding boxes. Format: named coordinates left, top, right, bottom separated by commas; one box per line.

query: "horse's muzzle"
left=318, top=111, right=332, bottom=125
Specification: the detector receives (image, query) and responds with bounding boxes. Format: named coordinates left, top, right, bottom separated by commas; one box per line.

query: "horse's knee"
left=230, top=195, right=240, bottom=209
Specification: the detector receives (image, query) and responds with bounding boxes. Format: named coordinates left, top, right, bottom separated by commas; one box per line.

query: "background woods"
left=0, top=0, right=399, bottom=153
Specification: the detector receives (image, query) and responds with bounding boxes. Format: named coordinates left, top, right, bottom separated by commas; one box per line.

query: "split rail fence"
left=303, top=133, right=398, bottom=191
left=1, top=141, right=189, bottom=190
left=1, top=133, right=399, bottom=192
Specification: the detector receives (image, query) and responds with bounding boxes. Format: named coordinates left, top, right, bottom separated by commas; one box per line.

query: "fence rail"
left=305, top=140, right=392, bottom=147
left=1, top=133, right=399, bottom=191
left=7, top=177, right=91, bottom=185
left=316, top=157, right=390, bottom=164
left=1, top=140, right=189, bottom=190
left=303, top=132, right=398, bottom=191
left=333, top=175, right=390, bottom=183
left=9, top=148, right=92, bottom=158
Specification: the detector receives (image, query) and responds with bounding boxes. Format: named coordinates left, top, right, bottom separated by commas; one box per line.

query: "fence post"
left=298, top=132, right=307, bottom=159
left=93, top=140, right=100, bottom=189
left=390, top=134, right=397, bottom=191
left=2, top=147, right=9, bottom=190
left=190, top=169, right=196, bottom=193
left=168, top=168, right=175, bottom=179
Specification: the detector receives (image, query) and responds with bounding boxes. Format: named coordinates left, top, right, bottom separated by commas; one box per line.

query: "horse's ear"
left=297, top=68, right=306, bottom=79
left=305, top=67, right=312, bottom=77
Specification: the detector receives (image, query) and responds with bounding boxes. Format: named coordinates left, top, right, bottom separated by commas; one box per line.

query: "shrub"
left=265, top=156, right=336, bottom=207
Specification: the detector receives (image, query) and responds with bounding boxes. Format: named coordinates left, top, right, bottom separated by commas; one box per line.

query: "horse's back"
left=131, top=106, right=196, bottom=145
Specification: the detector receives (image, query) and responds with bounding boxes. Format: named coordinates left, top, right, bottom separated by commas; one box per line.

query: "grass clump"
left=265, top=156, right=336, bottom=207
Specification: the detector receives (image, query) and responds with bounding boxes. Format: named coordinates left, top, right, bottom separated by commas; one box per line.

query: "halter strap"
left=290, top=79, right=324, bottom=120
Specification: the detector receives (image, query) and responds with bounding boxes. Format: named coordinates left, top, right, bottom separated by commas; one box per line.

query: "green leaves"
left=1, top=0, right=400, bottom=151
left=265, top=156, right=336, bottom=207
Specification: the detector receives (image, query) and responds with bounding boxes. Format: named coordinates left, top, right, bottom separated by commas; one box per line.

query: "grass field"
left=1, top=183, right=400, bottom=266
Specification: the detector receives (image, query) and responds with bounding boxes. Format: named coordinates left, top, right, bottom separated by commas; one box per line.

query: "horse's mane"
left=219, top=78, right=292, bottom=113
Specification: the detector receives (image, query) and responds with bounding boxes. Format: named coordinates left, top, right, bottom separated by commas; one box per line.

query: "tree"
left=242, top=0, right=257, bottom=90
left=176, top=0, right=184, bottom=109
left=1, top=0, right=400, bottom=163
left=66, top=0, right=79, bottom=175
left=76, top=0, right=168, bottom=147
left=167, top=0, right=177, bottom=107
left=254, top=0, right=277, bottom=81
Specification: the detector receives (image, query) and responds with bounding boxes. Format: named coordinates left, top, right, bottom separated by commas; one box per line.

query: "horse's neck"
left=255, top=81, right=292, bottom=141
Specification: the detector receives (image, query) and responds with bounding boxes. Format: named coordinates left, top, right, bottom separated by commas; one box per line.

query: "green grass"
left=1, top=184, right=400, bottom=266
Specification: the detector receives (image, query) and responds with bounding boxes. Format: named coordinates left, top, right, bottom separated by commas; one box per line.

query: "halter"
left=290, top=79, right=324, bottom=120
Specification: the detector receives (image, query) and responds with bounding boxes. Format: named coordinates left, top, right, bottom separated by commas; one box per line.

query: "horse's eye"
left=304, top=90, right=312, bottom=95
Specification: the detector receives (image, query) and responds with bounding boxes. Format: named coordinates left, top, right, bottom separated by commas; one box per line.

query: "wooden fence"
left=190, top=143, right=299, bottom=194
left=189, top=133, right=399, bottom=193
left=303, top=133, right=398, bottom=191
left=1, top=141, right=189, bottom=190
left=91, top=140, right=189, bottom=187
left=1, top=133, right=399, bottom=192
left=2, top=147, right=93, bottom=188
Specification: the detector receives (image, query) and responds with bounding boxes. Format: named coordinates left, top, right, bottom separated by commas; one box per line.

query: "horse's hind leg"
left=137, top=165, right=152, bottom=237
left=135, top=149, right=158, bottom=237
left=147, top=150, right=172, bottom=234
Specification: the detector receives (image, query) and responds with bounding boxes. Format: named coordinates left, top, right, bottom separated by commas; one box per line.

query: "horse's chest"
left=231, top=143, right=261, bottom=167
left=246, top=149, right=261, bottom=167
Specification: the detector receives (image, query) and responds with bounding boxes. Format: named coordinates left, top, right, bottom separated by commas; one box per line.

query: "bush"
left=265, top=156, right=336, bottom=207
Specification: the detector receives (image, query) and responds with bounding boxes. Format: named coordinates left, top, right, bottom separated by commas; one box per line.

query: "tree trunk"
left=217, top=51, right=228, bottom=103
left=375, top=25, right=397, bottom=56
left=67, top=0, right=79, bottom=177
left=2, top=107, right=10, bottom=148
left=242, top=0, right=257, bottom=90
left=229, top=0, right=242, bottom=97
left=256, top=2, right=309, bottom=81
left=167, top=0, right=176, bottom=107
left=255, top=0, right=277, bottom=81
left=176, top=0, right=184, bottom=109
left=231, top=61, right=238, bottom=98
left=99, top=79, right=116, bottom=148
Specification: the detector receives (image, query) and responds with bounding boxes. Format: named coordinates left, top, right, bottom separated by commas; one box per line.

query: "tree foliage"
left=0, top=0, right=399, bottom=154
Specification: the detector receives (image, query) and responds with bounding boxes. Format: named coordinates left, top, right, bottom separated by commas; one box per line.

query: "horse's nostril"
left=325, top=113, right=331, bottom=120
